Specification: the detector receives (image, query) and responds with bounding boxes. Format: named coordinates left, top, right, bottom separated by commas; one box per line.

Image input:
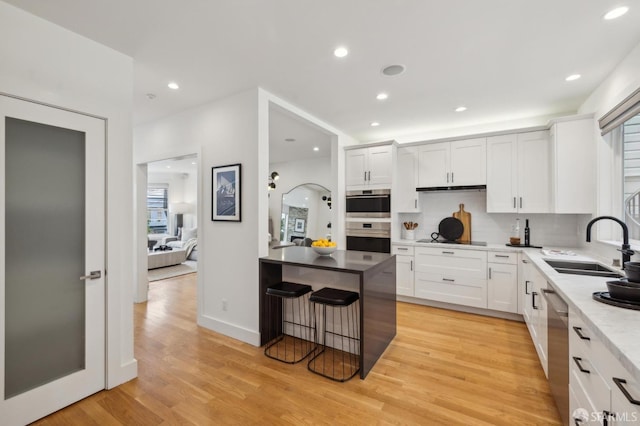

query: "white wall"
left=576, top=39, right=640, bottom=263
left=0, top=1, right=136, bottom=388
left=135, top=88, right=263, bottom=344
left=148, top=171, right=198, bottom=231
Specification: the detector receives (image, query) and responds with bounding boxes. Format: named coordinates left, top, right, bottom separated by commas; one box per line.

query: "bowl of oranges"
left=311, top=238, right=337, bottom=255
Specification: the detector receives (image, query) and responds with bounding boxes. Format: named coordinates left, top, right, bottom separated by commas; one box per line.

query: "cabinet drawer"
left=415, top=275, right=487, bottom=308
left=392, top=245, right=414, bottom=256
left=415, top=248, right=487, bottom=281
left=487, top=251, right=517, bottom=265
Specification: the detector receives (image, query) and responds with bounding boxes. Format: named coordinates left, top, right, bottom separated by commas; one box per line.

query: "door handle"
left=80, top=270, right=101, bottom=280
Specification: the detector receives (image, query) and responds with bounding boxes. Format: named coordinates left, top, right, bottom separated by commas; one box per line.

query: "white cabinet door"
left=450, top=137, right=486, bottom=186
left=486, top=134, right=518, bottom=212
left=396, top=255, right=414, bottom=296
left=395, top=147, right=420, bottom=212
left=346, top=148, right=368, bottom=187
left=550, top=117, right=595, bottom=214
left=418, top=142, right=449, bottom=187
left=487, top=263, right=518, bottom=313
left=517, top=131, right=551, bottom=213
left=368, top=144, right=393, bottom=185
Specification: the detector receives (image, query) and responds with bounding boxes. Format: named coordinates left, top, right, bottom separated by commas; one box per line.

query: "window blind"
left=599, top=86, right=640, bottom=135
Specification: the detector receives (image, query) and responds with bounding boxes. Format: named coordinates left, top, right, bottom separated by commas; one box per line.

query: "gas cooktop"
left=416, top=239, right=487, bottom=246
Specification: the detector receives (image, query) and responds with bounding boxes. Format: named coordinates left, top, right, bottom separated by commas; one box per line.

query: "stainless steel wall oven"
left=346, top=221, right=391, bottom=253
left=346, top=189, right=391, bottom=218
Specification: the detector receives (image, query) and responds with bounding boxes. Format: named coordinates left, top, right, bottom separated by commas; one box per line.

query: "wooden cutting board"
left=453, top=203, right=471, bottom=242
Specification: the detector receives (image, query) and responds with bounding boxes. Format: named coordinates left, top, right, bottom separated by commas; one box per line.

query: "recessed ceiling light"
left=191, top=162, right=196, bottom=165
left=313, top=147, right=319, bottom=151
left=285, top=138, right=296, bottom=142
left=376, top=93, right=388, bottom=100
left=604, top=6, right=629, bottom=20
left=455, top=106, right=467, bottom=112
left=168, top=82, right=179, bottom=90
left=371, top=122, right=380, bottom=127
left=334, top=47, right=348, bottom=58
left=166, top=166, right=171, bottom=169
left=565, top=74, right=581, bottom=81
left=381, top=64, right=406, bottom=76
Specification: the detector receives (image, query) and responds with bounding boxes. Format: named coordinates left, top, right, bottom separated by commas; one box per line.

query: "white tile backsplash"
left=398, top=191, right=587, bottom=247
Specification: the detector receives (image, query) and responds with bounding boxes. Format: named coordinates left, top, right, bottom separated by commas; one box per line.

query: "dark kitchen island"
left=259, top=246, right=397, bottom=379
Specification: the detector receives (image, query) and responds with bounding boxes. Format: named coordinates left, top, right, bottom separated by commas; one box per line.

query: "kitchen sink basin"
left=544, top=260, right=624, bottom=278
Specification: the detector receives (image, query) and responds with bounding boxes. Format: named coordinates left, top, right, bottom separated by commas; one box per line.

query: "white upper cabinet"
left=487, top=131, right=551, bottom=213
left=395, top=146, right=420, bottom=212
left=345, top=144, right=393, bottom=188
left=550, top=116, right=595, bottom=214
left=417, top=138, right=486, bottom=188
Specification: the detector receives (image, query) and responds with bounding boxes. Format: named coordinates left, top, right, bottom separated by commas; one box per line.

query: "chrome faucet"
left=586, top=216, right=635, bottom=269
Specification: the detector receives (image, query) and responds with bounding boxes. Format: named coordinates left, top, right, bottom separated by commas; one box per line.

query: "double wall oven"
left=345, top=189, right=391, bottom=253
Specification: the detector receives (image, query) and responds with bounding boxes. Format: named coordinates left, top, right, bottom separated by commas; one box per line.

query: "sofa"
left=147, top=227, right=197, bottom=269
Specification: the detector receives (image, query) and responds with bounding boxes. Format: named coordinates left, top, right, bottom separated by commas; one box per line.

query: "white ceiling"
left=147, top=155, right=197, bottom=174
left=6, top=0, right=640, bottom=143
left=269, top=106, right=332, bottom=163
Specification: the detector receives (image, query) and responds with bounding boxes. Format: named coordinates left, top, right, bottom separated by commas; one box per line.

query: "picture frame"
left=294, top=218, right=305, bottom=232
left=212, top=163, right=241, bottom=222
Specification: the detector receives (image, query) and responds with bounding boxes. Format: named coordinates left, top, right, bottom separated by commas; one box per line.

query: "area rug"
left=148, top=260, right=197, bottom=282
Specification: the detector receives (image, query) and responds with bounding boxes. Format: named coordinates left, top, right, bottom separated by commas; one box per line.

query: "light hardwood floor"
left=35, top=273, right=561, bottom=425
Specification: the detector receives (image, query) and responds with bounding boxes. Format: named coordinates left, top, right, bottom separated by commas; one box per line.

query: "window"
left=147, top=186, right=168, bottom=234
left=624, top=114, right=640, bottom=240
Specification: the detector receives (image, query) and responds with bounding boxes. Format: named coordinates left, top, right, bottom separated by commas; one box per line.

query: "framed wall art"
left=212, top=163, right=241, bottom=222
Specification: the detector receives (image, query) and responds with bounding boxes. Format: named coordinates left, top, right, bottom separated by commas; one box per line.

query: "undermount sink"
left=544, top=260, right=624, bottom=278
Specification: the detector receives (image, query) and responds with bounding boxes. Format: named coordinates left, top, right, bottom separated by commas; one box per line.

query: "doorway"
left=136, top=154, right=199, bottom=301
left=0, top=95, right=106, bottom=424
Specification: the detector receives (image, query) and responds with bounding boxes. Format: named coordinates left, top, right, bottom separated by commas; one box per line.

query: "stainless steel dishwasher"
left=543, top=285, right=569, bottom=426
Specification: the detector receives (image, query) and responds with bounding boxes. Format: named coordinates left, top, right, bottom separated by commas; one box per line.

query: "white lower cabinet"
left=487, top=251, right=518, bottom=313
left=392, top=245, right=414, bottom=296
left=569, top=308, right=640, bottom=425
left=521, top=255, right=548, bottom=377
left=414, top=247, right=487, bottom=308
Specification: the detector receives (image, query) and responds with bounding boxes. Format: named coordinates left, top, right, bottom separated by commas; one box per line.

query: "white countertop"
left=523, top=248, right=640, bottom=383
left=393, top=239, right=640, bottom=381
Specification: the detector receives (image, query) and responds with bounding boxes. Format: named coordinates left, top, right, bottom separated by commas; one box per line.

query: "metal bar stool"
left=264, top=282, right=316, bottom=364
left=307, top=287, right=360, bottom=382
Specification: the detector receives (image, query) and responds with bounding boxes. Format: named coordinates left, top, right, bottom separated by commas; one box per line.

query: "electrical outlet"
left=222, top=299, right=228, bottom=311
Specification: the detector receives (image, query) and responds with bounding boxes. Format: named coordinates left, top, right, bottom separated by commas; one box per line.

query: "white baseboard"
left=198, top=314, right=261, bottom=346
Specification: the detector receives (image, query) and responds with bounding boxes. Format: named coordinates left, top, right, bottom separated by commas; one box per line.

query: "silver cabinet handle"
left=451, top=172, right=454, bottom=183
left=522, top=259, right=529, bottom=264
left=397, top=247, right=408, bottom=251
left=442, top=278, right=455, bottom=282
left=364, top=171, right=367, bottom=181
left=367, top=171, right=371, bottom=181
left=414, top=199, right=417, bottom=209
left=442, top=251, right=454, bottom=255
left=520, top=197, right=523, bottom=209
left=410, top=260, right=413, bottom=271
left=489, top=267, right=492, bottom=279
left=495, top=254, right=510, bottom=258
left=513, top=197, right=516, bottom=208
left=80, top=270, right=101, bottom=280
left=446, top=172, right=449, bottom=183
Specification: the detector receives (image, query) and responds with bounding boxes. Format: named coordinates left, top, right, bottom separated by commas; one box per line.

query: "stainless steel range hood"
left=416, top=184, right=486, bottom=192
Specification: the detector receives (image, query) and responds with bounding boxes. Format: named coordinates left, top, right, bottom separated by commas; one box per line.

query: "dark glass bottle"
left=524, top=219, right=530, bottom=246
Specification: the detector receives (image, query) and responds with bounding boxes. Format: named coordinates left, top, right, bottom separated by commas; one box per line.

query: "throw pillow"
left=181, top=227, right=197, bottom=242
